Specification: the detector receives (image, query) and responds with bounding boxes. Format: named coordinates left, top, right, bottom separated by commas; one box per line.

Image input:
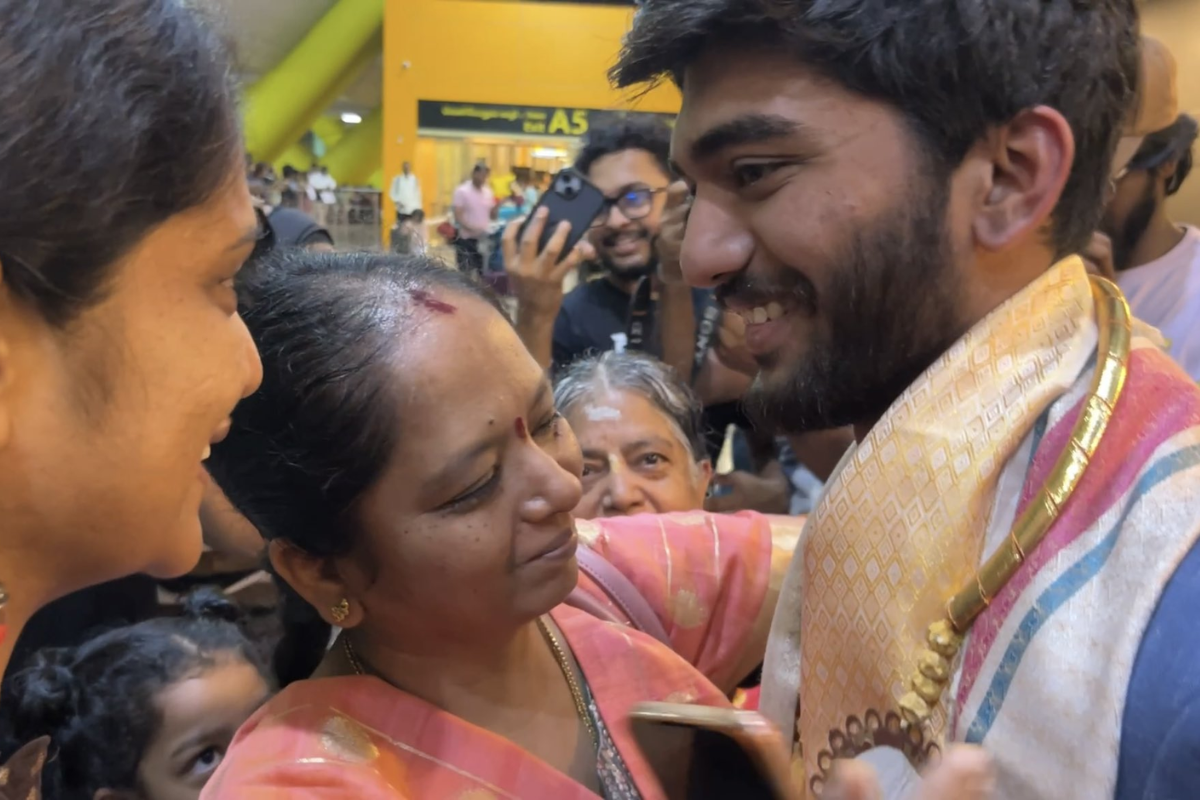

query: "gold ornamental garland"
left=897, top=275, right=1133, bottom=727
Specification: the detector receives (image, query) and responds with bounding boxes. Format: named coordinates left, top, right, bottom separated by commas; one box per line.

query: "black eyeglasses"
left=590, top=186, right=669, bottom=228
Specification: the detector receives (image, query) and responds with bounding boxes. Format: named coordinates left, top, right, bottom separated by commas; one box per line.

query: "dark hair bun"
left=8, top=647, right=79, bottom=730
left=181, top=587, right=242, bottom=624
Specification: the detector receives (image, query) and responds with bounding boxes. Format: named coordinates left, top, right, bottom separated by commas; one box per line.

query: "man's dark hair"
left=575, top=115, right=672, bottom=178
left=1130, top=113, right=1198, bottom=197
left=613, top=0, right=1140, bottom=257
left=0, top=0, right=242, bottom=326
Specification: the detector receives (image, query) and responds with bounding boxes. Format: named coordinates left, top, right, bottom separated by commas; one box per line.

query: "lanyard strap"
left=625, top=275, right=656, bottom=352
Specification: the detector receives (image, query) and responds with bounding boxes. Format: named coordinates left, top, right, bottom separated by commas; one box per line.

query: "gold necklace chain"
left=897, top=275, right=1133, bottom=726
left=536, top=617, right=600, bottom=750
left=341, top=617, right=599, bottom=750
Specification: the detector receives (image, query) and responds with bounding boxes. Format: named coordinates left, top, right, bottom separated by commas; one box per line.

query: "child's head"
left=2, top=590, right=271, bottom=800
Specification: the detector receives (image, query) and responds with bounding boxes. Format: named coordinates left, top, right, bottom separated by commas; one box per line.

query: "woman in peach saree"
left=202, top=246, right=793, bottom=799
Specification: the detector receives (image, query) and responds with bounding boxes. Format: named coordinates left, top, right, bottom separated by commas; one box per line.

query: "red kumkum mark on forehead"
left=514, top=417, right=528, bottom=440
left=410, top=289, right=456, bottom=314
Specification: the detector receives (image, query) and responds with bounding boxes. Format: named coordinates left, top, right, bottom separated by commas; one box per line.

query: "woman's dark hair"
left=0, top=590, right=266, bottom=800
left=0, top=0, right=241, bottom=326
left=206, top=251, right=506, bottom=686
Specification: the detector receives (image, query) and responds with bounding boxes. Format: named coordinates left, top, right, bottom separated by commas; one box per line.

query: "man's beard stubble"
left=1102, top=184, right=1157, bottom=273
left=596, top=222, right=658, bottom=281
left=745, top=167, right=966, bottom=436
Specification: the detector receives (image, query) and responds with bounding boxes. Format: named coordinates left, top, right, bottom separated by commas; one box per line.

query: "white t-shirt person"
left=390, top=171, right=422, bottom=216
left=1118, top=224, right=1200, bottom=381
left=308, top=169, right=338, bottom=205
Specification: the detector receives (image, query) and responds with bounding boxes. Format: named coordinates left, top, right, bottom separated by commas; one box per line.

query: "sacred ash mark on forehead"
left=585, top=405, right=623, bottom=422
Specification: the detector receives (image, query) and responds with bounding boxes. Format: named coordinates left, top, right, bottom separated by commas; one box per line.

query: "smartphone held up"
left=517, top=168, right=608, bottom=262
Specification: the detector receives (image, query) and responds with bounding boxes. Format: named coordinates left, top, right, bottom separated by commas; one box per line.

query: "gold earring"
left=331, top=598, right=350, bottom=624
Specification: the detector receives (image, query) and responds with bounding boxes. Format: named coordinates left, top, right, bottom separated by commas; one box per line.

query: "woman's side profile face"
left=0, top=167, right=262, bottom=584
left=566, top=388, right=712, bottom=519
left=339, top=293, right=585, bottom=641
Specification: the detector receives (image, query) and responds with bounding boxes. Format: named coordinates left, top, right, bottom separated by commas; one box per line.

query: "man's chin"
left=608, top=262, right=655, bottom=281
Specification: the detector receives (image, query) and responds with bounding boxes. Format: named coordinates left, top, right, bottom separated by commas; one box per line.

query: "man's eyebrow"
left=689, top=114, right=801, bottom=163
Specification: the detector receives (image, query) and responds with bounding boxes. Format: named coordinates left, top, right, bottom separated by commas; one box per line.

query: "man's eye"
left=732, top=162, right=783, bottom=189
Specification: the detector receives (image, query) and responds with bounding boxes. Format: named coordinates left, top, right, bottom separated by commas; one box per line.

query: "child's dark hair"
left=0, top=589, right=266, bottom=800
left=206, top=250, right=507, bottom=687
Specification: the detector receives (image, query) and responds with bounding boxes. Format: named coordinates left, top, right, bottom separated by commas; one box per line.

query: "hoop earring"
left=331, top=598, right=350, bottom=624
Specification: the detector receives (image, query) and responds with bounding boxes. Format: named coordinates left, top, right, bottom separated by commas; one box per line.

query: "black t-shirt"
left=267, top=207, right=333, bottom=248
left=551, top=276, right=712, bottom=371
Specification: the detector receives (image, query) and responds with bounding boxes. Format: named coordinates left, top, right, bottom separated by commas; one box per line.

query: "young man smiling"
left=615, top=2, right=1200, bottom=797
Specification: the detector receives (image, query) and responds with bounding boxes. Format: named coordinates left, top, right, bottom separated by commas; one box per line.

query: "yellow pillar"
left=324, top=107, right=383, bottom=186
left=244, top=0, right=384, bottom=163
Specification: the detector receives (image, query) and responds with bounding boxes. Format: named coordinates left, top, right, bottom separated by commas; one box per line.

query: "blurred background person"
left=452, top=163, right=494, bottom=276
left=1096, top=37, right=1200, bottom=380
left=389, top=161, right=422, bottom=221
left=390, top=209, right=426, bottom=255
left=306, top=164, right=337, bottom=227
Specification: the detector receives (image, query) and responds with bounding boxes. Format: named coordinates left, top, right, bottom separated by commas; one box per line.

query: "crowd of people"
left=0, top=0, right=1198, bottom=798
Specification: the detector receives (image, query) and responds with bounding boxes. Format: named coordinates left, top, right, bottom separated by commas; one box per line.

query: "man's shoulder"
left=1118, top=537, right=1200, bottom=799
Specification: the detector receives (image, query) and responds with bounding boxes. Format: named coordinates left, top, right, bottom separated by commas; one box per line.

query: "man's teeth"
left=202, top=445, right=211, bottom=462
left=742, top=302, right=786, bottom=324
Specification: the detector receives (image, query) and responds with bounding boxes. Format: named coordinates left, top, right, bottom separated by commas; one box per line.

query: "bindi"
left=410, top=289, right=456, bottom=314
left=514, top=417, right=528, bottom=440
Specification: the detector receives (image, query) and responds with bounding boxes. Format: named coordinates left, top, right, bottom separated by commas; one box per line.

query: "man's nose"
left=680, top=193, right=754, bottom=288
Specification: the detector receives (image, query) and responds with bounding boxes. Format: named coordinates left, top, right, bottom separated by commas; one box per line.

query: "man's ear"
left=972, top=106, right=1074, bottom=252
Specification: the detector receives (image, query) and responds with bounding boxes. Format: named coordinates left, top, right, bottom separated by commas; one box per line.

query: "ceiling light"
left=341, top=112, right=363, bottom=125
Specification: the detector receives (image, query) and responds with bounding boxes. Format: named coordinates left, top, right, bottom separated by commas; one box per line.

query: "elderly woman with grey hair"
left=554, top=351, right=713, bottom=519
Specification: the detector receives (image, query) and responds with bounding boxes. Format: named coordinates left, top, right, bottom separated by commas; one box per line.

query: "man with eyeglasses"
left=1092, top=37, right=1200, bottom=381
left=508, top=117, right=728, bottom=386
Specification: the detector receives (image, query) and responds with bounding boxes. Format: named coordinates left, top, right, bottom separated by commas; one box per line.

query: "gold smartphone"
left=629, top=702, right=796, bottom=800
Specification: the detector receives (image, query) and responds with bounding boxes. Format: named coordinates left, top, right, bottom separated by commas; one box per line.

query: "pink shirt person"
left=452, top=174, right=494, bottom=240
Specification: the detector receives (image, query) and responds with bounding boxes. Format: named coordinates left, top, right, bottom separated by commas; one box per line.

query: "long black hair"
left=0, top=590, right=267, bottom=800
left=207, top=251, right=506, bottom=686
left=0, top=0, right=241, bottom=326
